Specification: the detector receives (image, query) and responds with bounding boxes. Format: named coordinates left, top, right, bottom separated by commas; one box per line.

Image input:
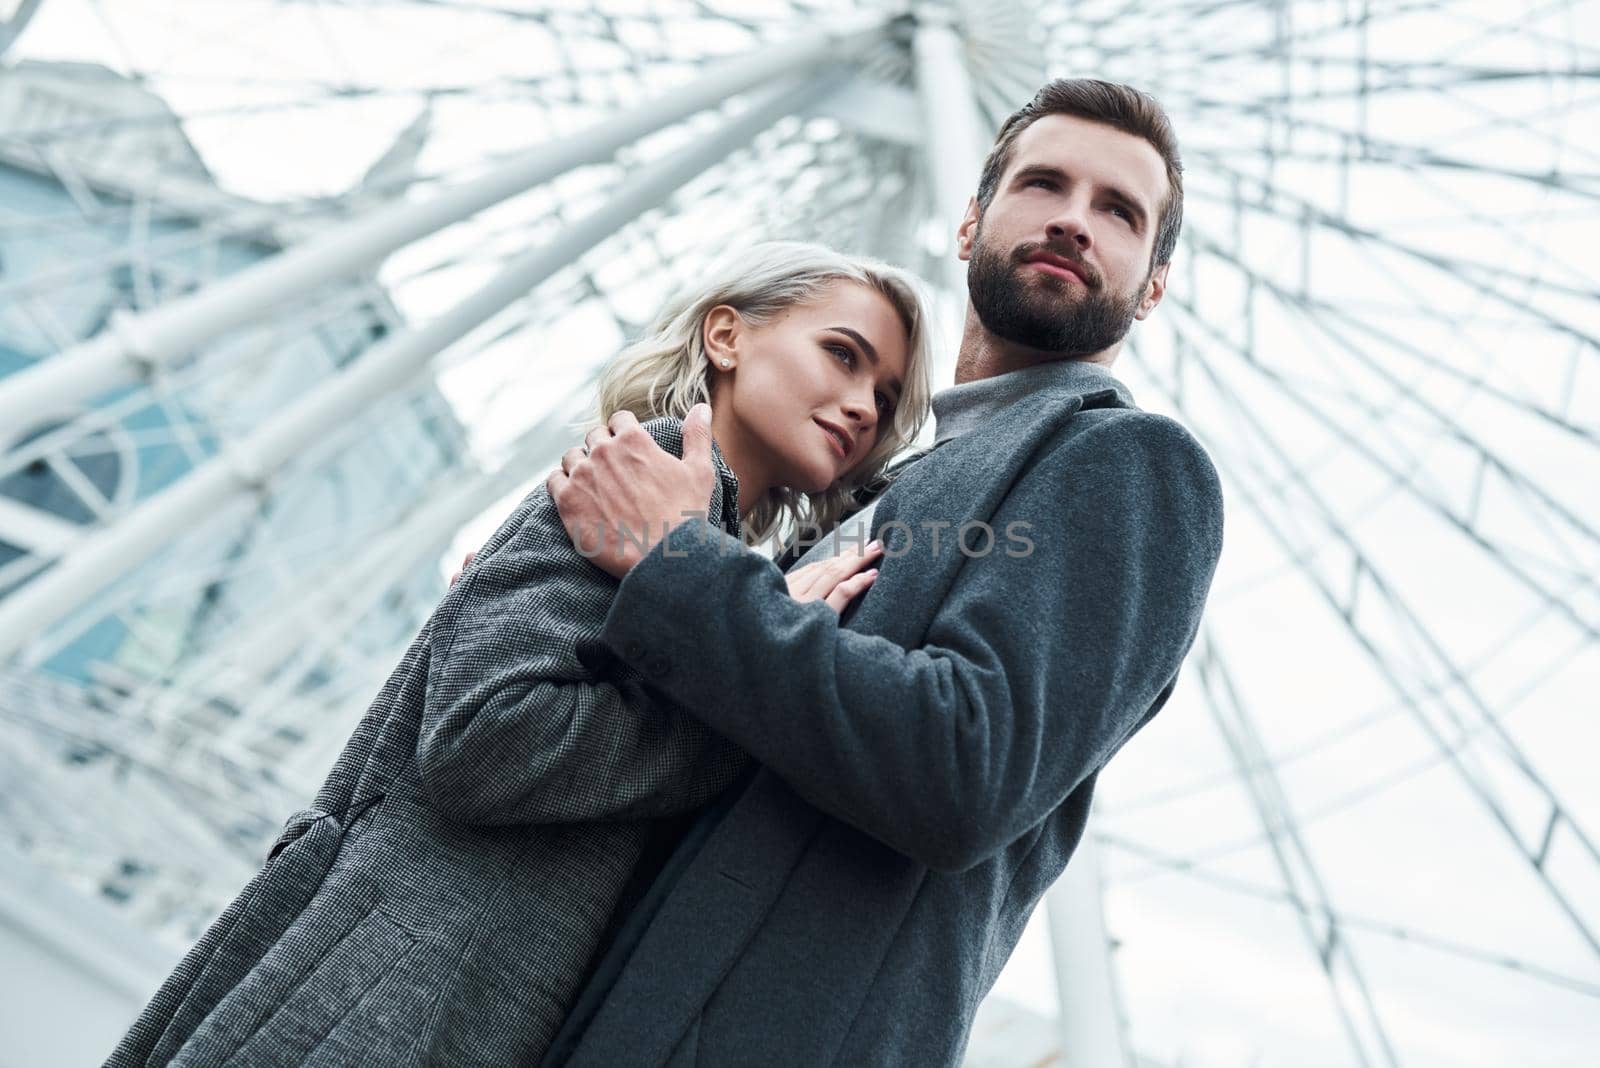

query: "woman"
left=107, top=241, right=935, bottom=1067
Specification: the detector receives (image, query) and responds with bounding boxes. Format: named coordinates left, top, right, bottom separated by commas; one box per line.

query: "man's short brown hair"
left=975, top=79, right=1184, bottom=268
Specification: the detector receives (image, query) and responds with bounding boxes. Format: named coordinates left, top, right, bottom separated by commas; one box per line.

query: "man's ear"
left=955, top=197, right=981, bottom=262
left=1134, top=262, right=1169, bottom=320
left=702, top=304, right=742, bottom=368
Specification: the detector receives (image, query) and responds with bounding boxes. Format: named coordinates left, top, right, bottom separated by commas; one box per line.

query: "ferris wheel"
left=0, top=1, right=1595, bottom=1065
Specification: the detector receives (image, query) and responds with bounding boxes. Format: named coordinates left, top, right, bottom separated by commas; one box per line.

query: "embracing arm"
left=415, top=486, right=746, bottom=825
left=596, top=414, right=1224, bottom=871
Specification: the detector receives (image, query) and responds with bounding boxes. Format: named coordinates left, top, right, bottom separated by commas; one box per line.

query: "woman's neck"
left=706, top=404, right=774, bottom=514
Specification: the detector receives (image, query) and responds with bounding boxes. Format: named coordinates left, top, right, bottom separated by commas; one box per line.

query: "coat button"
left=624, top=640, right=645, bottom=660
left=645, top=655, right=672, bottom=678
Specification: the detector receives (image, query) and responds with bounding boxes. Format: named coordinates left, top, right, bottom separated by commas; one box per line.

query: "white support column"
left=1046, top=834, right=1133, bottom=1068
left=911, top=8, right=989, bottom=297
left=0, top=76, right=826, bottom=662
left=915, top=16, right=1132, bottom=1058
left=0, top=12, right=894, bottom=447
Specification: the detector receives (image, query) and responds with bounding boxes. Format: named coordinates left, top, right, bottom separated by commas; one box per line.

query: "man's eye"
left=1026, top=177, right=1055, bottom=189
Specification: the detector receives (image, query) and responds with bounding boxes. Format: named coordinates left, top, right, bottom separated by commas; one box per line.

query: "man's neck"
left=952, top=303, right=1119, bottom=386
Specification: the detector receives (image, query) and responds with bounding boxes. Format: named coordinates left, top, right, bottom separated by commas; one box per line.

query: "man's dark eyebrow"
left=1011, top=163, right=1067, bottom=187
left=829, top=326, right=902, bottom=398
left=1010, top=163, right=1150, bottom=227
left=1103, top=185, right=1149, bottom=227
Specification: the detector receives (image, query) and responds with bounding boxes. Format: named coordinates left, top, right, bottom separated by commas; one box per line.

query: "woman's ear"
left=703, top=304, right=742, bottom=370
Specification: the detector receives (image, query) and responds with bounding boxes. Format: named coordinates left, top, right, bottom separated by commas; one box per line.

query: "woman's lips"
left=817, top=420, right=849, bottom=459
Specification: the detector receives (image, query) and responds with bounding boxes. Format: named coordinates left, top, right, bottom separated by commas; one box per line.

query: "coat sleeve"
left=596, top=413, right=1224, bottom=871
left=415, top=484, right=747, bottom=826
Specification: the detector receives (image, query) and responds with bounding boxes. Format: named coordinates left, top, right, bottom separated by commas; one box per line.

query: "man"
left=543, top=79, right=1224, bottom=1066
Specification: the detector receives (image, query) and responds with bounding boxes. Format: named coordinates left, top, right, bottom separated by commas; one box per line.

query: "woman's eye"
left=875, top=392, right=892, bottom=414
left=827, top=344, right=854, bottom=367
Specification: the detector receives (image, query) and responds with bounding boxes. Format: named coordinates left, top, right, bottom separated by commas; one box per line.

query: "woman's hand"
left=783, top=539, right=884, bottom=615
left=449, top=551, right=476, bottom=587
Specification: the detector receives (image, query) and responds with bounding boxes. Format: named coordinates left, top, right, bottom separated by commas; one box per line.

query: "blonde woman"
left=108, top=241, right=934, bottom=1068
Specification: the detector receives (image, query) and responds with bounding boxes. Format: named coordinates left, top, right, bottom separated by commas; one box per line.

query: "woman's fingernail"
left=867, top=540, right=883, bottom=551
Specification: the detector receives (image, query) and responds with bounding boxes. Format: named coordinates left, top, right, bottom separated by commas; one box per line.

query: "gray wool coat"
left=545, top=368, right=1225, bottom=1067
left=105, top=419, right=750, bottom=1068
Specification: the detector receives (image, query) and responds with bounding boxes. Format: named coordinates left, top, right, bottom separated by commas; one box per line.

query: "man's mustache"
left=1012, top=242, right=1102, bottom=289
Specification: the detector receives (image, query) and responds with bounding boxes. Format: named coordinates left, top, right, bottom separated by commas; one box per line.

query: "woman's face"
left=706, top=280, right=911, bottom=498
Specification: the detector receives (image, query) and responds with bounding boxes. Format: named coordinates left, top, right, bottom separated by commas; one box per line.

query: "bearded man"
left=543, top=78, right=1226, bottom=1067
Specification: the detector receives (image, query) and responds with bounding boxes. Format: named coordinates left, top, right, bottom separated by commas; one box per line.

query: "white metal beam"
left=0, top=0, right=44, bottom=60
left=810, top=76, right=923, bottom=148
left=0, top=75, right=832, bottom=662
left=1047, top=835, right=1134, bottom=1068
left=210, top=407, right=595, bottom=773
left=147, top=375, right=598, bottom=736
left=911, top=8, right=989, bottom=296
left=0, top=12, right=895, bottom=447
left=1196, top=630, right=1402, bottom=1068
left=0, top=497, right=84, bottom=555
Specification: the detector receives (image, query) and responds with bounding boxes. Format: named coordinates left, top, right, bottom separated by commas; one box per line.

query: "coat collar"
left=843, top=360, right=1135, bottom=510
left=932, top=358, right=1135, bottom=448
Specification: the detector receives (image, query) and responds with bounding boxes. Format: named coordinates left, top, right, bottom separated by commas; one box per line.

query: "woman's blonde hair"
left=589, top=240, right=935, bottom=549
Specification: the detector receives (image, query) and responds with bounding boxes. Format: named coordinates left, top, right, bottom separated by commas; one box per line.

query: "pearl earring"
left=720, top=359, right=731, bottom=368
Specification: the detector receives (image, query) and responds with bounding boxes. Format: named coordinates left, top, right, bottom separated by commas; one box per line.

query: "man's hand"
left=548, top=405, right=719, bottom=579
left=784, top=540, right=883, bottom=615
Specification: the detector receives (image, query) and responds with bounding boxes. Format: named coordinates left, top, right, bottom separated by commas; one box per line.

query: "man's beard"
left=967, top=228, right=1145, bottom=358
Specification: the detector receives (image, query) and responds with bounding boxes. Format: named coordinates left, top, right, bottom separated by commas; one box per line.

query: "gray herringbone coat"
left=107, top=419, right=749, bottom=1068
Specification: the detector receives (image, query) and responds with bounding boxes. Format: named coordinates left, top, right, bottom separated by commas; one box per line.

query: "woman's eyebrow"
left=828, top=326, right=902, bottom=398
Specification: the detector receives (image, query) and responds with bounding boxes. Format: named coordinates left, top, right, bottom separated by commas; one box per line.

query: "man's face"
left=958, top=114, right=1170, bottom=359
